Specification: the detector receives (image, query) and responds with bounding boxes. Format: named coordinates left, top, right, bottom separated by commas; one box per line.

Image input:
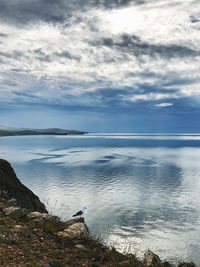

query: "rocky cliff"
left=0, top=159, right=47, bottom=213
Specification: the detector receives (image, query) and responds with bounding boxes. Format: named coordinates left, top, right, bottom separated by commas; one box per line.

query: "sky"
left=0, top=0, right=200, bottom=132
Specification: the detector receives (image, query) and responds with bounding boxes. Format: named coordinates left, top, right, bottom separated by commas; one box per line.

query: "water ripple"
left=1, top=135, right=200, bottom=264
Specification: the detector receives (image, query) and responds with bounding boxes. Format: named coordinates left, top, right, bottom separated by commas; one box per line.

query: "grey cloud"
left=127, top=71, right=199, bottom=89
left=36, top=55, right=52, bottom=63
left=0, top=33, right=7, bottom=38
left=32, top=49, right=52, bottom=62
left=10, top=68, right=31, bottom=73
left=190, top=13, right=200, bottom=23
left=0, top=0, right=145, bottom=25
left=0, top=0, right=68, bottom=25
left=100, top=34, right=199, bottom=58
left=33, top=49, right=46, bottom=56
left=93, top=0, right=144, bottom=9
left=0, top=79, right=18, bottom=87
left=0, top=50, right=24, bottom=60
left=84, top=85, right=177, bottom=108
left=13, top=91, right=40, bottom=100
left=190, top=17, right=200, bottom=23
left=0, top=51, right=13, bottom=59
left=55, top=50, right=81, bottom=61
left=0, top=58, right=5, bottom=64
left=33, top=48, right=81, bottom=62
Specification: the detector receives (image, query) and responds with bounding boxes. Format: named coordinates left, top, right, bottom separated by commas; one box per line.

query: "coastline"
left=0, top=159, right=198, bottom=267
left=0, top=126, right=87, bottom=137
left=0, top=132, right=86, bottom=137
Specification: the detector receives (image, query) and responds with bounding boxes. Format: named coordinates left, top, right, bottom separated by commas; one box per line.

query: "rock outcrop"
left=177, top=262, right=198, bottom=267
left=57, top=219, right=89, bottom=239
left=1, top=199, right=89, bottom=240
left=0, top=159, right=47, bottom=213
left=144, top=250, right=162, bottom=266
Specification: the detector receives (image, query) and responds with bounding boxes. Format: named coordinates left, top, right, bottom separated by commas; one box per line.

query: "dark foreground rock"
left=177, top=262, right=198, bottom=267
left=0, top=159, right=47, bottom=213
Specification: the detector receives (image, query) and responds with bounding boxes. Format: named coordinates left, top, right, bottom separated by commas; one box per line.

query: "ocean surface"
left=1, top=133, right=200, bottom=264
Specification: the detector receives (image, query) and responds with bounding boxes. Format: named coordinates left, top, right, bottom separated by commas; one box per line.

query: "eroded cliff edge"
left=0, top=159, right=47, bottom=213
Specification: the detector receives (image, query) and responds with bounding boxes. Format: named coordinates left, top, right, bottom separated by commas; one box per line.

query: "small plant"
left=74, top=249, right=87, bottom=259
left=0, top=224, right=8, bottom=234
left=54, top=249, right=65, bottom=256
left=43, top=221, right=57, bottom=233
left=0, top=217, right=8, bottom=226
left=25, top=247, right=39, bottom=256
left=48, top=259, right=65, bottom=267
left=0, top=234, right=11, bottom=245
left=92, top=262, right=100, bottom=267
left=26, top=221, right=37, bottom=230
left=12, top=215, right=20, bottom=224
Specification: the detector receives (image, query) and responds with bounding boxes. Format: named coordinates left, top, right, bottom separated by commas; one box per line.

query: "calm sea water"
left=1, top=133, right=200, bottom=264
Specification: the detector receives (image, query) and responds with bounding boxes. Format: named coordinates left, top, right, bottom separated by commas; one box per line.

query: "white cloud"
left=0, top=0, right=200, bottom=107
left=155, top=103, right=173, bottom=107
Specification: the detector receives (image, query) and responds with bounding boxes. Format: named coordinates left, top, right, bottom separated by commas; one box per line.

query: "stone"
left=7, top=198, right=17, bottom=207
left=177, top=262, right=197, bottom=267
left=56, top=221, right=89, bottom=240
left=144, top=250, right=162, bottom=266
left=27, top=211, right=42, bottom=220
left=56, top=231, right=71, bottom=239
left=4, top=206, right=29, bottom=219
left=0, top=159, right=47, bottom=213
left=27, top=212, right=60, bottom=226
left=14, top=225, right=24, bottom=231
left=0, top=190, right=10, bottom=200
left=59, top=217, right=85, bottom=229
left=75, top=244, right=88, bottom=251
left=45, top=214, right=60, bottom=224
left=64, top=222, right=89, bottom=239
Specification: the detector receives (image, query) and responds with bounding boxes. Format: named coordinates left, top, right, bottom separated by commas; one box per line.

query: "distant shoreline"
left=0, top=127, right=87, bottom=137
left=0, top=132, right=86, bottom=137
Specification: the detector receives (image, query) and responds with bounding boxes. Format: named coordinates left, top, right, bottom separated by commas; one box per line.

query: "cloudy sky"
left=0, top=0, right=200, bottom=132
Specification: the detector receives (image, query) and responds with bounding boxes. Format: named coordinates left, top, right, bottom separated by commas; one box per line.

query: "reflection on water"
left=1, top=134, right=200, bottom=264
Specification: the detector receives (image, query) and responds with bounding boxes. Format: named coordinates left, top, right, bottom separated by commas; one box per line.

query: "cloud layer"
left=0, top=0, right=200, bottom=116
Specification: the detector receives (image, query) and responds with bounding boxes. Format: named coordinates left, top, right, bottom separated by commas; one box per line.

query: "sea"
left=1, top=133, right=200, bottom=264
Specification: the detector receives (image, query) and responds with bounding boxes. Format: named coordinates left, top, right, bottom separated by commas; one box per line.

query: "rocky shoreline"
left=0, top=159, right=198, bottom=266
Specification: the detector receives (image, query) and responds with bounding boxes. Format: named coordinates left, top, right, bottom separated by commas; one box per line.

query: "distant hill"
left=0, top=126, right=86, bottom=137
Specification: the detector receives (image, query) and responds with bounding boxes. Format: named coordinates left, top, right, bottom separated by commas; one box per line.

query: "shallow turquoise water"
left=1, top=133, right=200, bottom=264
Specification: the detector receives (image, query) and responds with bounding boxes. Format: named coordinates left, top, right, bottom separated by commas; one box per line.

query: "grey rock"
left=144, top=250, right=161, bottom=266
left=14, top=225, right=24, bottom=231
left=27, top=211, right=60, bottom=226
left=4, top=206, right=29, bottom=219
left=57, top=231, right=71, bottom=239
left=75, top=244, right=88, bottom=251
left=7, top=198, right=17, bottom=207
left=0, top=190, right=10, bottom=200
left=60, top=217, right=84, bottom=228
left=56, top=220, right=89, bottom=240
left=64, top=222, right=89, bottom=239
left=27, top=211, right=45, bottom=222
